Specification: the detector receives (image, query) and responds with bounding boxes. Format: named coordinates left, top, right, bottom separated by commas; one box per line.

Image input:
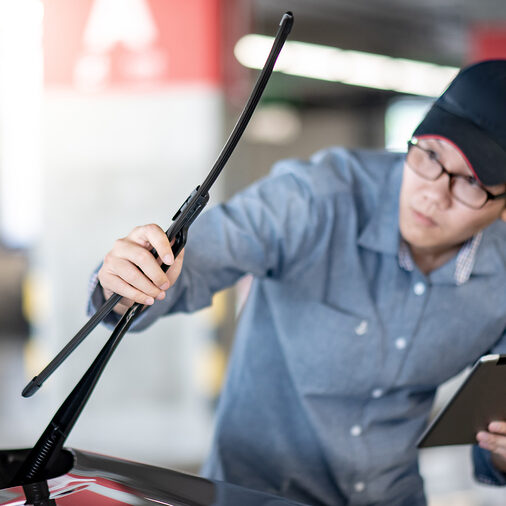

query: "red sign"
left=43, top=0, right=222, bottom=90
left=469, top=24, right=506, bottom=63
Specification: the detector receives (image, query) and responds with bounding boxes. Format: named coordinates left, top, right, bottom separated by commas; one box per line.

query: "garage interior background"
left=0, top=1, right=505, bottom=505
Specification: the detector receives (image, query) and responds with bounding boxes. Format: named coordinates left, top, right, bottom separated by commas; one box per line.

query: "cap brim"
left=413, top=104, right=506, bottom=186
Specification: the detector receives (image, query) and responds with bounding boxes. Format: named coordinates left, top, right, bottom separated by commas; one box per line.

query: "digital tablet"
left=417, top=354, right=506, bottom=448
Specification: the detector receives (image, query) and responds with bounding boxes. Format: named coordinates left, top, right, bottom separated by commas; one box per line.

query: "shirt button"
left=413, top=282, right=426, bottom=295
left=372, top=388, right=384, bottom=398
left=354, top=320, right=368, bottom=335
left=395, top=337, right=407, bottom=350
left=354, top=482, right=365, bottom=493
left=350, top=425, right=362, bottom=437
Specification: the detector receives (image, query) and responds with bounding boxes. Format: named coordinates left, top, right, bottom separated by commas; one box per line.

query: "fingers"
left=167, top=247, right=185, bottom=285
left=489, top=421, right=506, bottom=434
left=102, top=286, right=135, bottom=315
left=98, top=224, right=184, bottom=313
left=111, top=241, right=170, bottom=290
left=99, top=260, right=161, bottom=306
left=130, top=224, right=174, bottom=265
left=476, top=421, right=506, bottom=457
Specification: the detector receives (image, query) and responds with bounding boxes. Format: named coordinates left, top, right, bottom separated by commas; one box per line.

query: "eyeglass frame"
left=406, top=138, right=506, bottom=210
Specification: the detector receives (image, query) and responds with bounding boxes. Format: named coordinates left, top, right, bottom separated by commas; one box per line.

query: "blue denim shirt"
left=89, top=148, right=506, bottom=506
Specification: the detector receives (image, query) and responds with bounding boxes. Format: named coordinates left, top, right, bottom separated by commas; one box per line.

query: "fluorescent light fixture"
left=234, top=34, right=459, bottom=97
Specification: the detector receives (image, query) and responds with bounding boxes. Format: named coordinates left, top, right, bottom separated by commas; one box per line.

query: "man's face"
left=399, top=137, right=506, bottom=256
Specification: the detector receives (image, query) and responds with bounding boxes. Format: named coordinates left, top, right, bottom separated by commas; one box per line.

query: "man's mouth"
left=411, top=208, right=437, bottom=226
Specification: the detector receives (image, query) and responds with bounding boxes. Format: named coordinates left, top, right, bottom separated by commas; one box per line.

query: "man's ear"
left=501, top=204, right=506, bottom=223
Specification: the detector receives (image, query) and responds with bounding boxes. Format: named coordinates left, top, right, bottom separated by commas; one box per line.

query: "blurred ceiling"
left=250, top=0, right=506, bottom=107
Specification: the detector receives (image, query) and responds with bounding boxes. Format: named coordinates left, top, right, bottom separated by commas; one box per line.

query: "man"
left=89, top=60, right=506, bottom=505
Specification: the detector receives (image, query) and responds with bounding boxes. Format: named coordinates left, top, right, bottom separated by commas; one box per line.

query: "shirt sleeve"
left=472, top=328, right=506, bottom=486
left=472, top=445, right=506, bottom=486
left=86, top=156, right=333, bottom=332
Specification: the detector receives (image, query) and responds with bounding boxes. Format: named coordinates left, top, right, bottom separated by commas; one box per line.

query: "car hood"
left=0, top=448, right=306, bottom=505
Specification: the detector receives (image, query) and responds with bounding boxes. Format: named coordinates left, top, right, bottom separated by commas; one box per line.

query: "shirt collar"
left=471, top=220, right=506, bottom=277
left=399, top=233, right=483, bottom=285
left=357, top=157, right=404, bottom=255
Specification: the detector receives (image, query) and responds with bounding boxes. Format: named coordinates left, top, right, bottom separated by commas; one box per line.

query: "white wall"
left=23, top=87, right=225, bottom=468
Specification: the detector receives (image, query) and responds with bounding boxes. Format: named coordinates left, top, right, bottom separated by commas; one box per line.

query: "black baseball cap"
left=413, top=59, right=506, bottom=186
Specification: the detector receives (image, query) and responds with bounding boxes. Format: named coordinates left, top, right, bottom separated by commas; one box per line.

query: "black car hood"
left=0, top=448, right=306, bottom=505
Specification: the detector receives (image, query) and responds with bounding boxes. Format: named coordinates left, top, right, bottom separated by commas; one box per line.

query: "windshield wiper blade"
left=22, top=11, right=294, bottom=398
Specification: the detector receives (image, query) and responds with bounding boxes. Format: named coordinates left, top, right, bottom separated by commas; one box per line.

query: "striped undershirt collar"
left=398, top=231, right=483, bottom=285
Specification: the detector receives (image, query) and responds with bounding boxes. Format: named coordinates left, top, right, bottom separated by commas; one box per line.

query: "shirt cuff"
left=473, top=445, right=506, bottom=486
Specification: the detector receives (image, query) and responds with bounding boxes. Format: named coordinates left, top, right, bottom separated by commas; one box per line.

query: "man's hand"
left=477, top=422, right=506, bottom=473
left=98, top=224, right=185, bottom=314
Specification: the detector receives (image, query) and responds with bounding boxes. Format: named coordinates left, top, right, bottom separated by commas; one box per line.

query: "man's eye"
left=463, top=175, right=479, bottom=186
left=427, top=150, right=439, bottom=161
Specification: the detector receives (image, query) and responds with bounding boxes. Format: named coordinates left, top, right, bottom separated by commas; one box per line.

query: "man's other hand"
left=477, top=422, right=506, bottom=473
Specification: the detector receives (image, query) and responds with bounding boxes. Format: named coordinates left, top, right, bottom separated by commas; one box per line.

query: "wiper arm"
left=12, top=300, right=142, bottom=485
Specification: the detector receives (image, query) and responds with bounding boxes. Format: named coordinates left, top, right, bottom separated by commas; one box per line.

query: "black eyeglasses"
left=406, top=139, right=506, bottom=210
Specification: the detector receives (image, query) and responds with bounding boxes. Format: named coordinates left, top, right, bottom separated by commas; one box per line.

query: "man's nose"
left=421, top=172, right=452, bottom=209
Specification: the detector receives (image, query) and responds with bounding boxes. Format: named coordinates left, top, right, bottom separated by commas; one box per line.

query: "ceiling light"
left=234, top=34, right=459, bottom=97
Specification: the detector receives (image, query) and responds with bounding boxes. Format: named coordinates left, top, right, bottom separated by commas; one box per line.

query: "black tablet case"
left=418, top=354, right=506, bottom=448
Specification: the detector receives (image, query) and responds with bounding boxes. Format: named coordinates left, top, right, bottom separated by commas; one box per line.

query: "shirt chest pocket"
left=270, top=296, right=380, bottom=397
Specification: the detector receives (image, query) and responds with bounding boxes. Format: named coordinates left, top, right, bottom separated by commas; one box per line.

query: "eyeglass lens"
left=408, top=144, right=487, bottom=208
